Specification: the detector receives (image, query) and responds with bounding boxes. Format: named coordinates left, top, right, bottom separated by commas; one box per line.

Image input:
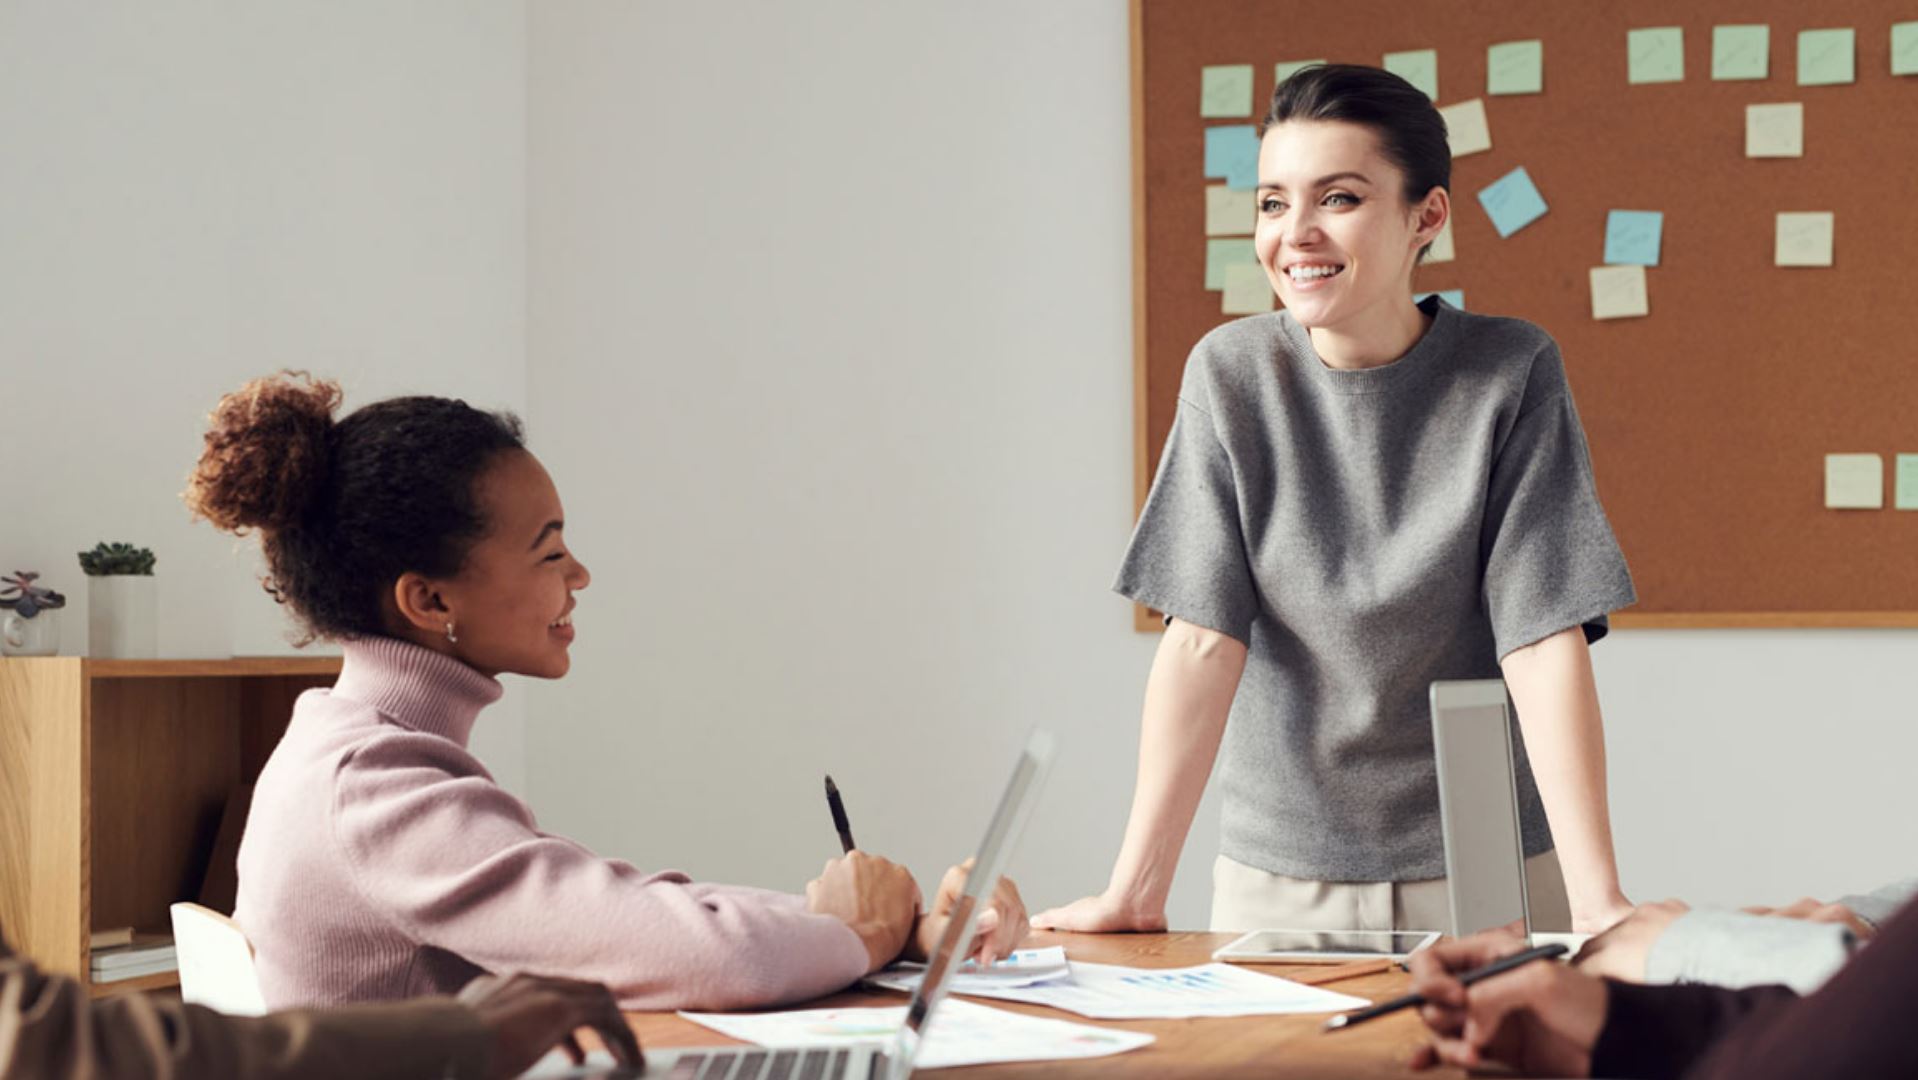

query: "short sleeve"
left=1481, top=386, right=1636, bottom=659
left=1113, top=397, right=1260, bottom=643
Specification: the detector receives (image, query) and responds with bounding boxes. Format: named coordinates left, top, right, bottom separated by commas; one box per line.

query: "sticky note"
left=1711, top=25, right=1769, bottom=80
left=1604, top=210, right=1664, bottom=266
left=1487, top=40, right=1543, bottom=95
left=1276, top=59, right=1326, bottom=84
left=1201, top=65, right=1255, bottom=118
left=1894, top=22, right=1918, bottom=76
left=1384, top=49, right=1439, bottom=99
left=1628, top=27, right=1685, bottom=84
left=1589, top=265, right=1649, bottom=320
left=1204, top=125, right=1260, bottom=190
left=1221, top=264, right=1275, bottom=315
left=1425, top=217, right=1456, bottom=263
left=1205, top=185, right=1258, bottom=236
left=1415, top=290, right=1465, bottom=310
left=1746, top=103, right=1804, bottom=158
left=1896, top=454, right=1918, bottom=509
left=1775, top=212, right=1834, bottom=267
left=1477, top=167, right=1548, bottom=238
left=1825, top=454, right=1883, bottom=509
left=1439, top=98, right=1492, bottom=157
left=1205, top=238, right=1259, bottom=290
left=1797, top=28, right=1855, bottom=86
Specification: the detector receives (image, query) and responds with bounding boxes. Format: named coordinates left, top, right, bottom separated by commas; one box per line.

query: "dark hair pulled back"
left=184, top=371, right=526, bottom=642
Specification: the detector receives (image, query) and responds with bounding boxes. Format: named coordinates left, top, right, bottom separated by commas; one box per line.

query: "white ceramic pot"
left=88, top=576, right=157, bottom=659
left=1, top=608, right=61, bottom=656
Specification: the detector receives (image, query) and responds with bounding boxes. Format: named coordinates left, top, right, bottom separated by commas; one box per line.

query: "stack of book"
left=89, top=928, right=177, bottom=983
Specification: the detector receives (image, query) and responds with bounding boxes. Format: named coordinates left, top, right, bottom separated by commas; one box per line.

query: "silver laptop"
left=533, top=729, right=1055, bottom=1080
left=1429, top=680, right=1531, bottom=940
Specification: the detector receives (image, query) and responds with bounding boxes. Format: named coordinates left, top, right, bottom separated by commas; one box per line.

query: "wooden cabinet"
left=0, top=657, right=339, bottom=996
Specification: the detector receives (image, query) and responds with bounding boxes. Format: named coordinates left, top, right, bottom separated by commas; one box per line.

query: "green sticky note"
left=1898, top=455, right=1918, bottom=509
left=1487, top=40, right=1543, bottom=95
left=1205, top=238, right=1258, bottom=290
left=1891, top=22, right=1918, bottom=76
left=1711, top=25, right=1769, bottom=80
left=1628, top=27, right=1685, bottom=84
left=1383, top=48, right=1439, bottom=99
left=1201, top=65, right=1255, bottom=118
left=1797, top=28, right=1855, bottom=85
left=1275, top=59, right=1326, bottom=85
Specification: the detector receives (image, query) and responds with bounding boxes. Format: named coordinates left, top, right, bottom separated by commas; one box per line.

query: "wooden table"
left=626, top=932, right=1460, bottom=1078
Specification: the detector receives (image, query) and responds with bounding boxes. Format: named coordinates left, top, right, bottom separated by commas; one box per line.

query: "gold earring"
left=445, top=621, right=458, bottom=644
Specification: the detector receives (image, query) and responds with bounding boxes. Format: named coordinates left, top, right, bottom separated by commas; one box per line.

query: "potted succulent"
left=0, top=571, right=67, bottom=656
left=79, top=542, right=157, bottom=659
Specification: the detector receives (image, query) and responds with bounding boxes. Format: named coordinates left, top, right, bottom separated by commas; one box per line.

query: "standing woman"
left=1035, top=65, right=1636, bottom=937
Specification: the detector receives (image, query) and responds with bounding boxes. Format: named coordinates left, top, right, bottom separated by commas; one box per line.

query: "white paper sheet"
left=876, top=959, right=1369, bottom=1020
left=866, top=946, right=1071, bottom=994
left=677, top=997, right=1154, bottom=1070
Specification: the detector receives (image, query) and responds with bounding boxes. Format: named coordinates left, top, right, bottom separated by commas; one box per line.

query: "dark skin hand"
left=458, top=971, right=644, bottom=1079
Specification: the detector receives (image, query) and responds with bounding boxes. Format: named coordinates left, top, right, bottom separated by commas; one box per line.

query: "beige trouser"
left=1210, top=848, right=1572, bottom=933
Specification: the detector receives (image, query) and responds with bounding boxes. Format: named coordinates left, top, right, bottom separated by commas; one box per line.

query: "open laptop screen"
left=888, top=729, right=1055, bottom=1079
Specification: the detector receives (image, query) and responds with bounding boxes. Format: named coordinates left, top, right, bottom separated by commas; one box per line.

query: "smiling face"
left=1253, top=119, right=1447, bottom=333
left=394, top=449, right=591, bottom=679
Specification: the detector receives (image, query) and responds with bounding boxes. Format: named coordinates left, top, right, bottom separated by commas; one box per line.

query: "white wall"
left=525, top=0, right=1917, bottom=929
left=0, top=0, right=532, bottom=791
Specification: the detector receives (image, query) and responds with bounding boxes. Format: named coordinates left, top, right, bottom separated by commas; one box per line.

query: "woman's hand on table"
left=1031, top=888, right=1168, bottom=934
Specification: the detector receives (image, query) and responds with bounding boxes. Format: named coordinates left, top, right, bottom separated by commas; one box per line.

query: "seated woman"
left=188, top=373, right=1025, bottom=1011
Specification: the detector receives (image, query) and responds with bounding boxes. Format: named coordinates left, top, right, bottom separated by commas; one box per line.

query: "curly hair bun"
left=185, top=372, right=343, bottom=535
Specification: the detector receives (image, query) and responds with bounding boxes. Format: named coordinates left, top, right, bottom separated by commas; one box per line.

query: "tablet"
left=1211, top=929, right=1441, bottom=964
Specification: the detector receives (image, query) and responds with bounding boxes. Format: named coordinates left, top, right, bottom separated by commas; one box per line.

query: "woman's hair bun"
left=184, top=371, right=343, bottom=535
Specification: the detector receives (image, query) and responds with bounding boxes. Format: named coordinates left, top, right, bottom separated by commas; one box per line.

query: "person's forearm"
left=1501, top=627, right=1628, bottom=929
left=1106, top=620, right=1245, bottom=911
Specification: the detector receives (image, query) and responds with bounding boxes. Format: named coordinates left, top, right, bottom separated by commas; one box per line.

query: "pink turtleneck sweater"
left=233, top=636, right=868, bottom=1011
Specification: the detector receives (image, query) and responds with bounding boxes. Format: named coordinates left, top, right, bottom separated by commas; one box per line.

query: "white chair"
left=169, top=902, right=268, bottom=1016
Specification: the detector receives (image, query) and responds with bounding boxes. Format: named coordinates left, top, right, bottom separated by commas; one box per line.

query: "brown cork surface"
left=1134, top=0, right=1918, bottom=624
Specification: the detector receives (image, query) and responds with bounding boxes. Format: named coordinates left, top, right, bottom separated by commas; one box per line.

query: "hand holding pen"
left=1400, top=937, right=1607, bottom=1075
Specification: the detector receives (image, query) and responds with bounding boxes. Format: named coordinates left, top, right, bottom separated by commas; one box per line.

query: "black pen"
left=824, top=775, right=856, bottom=853
left=1321, top=942, right=1567, bottom=1032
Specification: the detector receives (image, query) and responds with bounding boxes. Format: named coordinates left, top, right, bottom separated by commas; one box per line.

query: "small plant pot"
left=1, top=609, right=62, bottom=656
left=89, top=576, right=157, bottom=659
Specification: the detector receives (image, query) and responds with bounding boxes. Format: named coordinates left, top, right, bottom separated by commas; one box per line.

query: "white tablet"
left=1211, top=929, right=1441, bottom=964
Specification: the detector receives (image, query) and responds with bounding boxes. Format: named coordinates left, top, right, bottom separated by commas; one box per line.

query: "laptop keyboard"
left=664, top=1046, right=886, bottom=1080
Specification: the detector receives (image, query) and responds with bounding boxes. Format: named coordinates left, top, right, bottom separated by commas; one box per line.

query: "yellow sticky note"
left=1205, top=185, right=1258, bottom=236
left=1745, top=103, right=1803, bottom=158
left=1825, top=453, right=1884, bottom=509
left=1775, top=212, right=1834, bottom=267
left=1426, top=217, right=1455, bottom=263
left=1439, top=98, right=1492, bottom=157
left=1221, top=263, right=1275, bottom=315
left=1589, top=265, right=1649, bottom=320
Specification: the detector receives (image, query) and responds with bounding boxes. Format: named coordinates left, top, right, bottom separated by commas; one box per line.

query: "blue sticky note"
left=1415, top=290, right=1466, bottom=310
left=1604, top=210, right=1664, bottom=266
left=1204, top=125, right=1260, bottom=190
left=1477, top=167, right=1548, bottom=238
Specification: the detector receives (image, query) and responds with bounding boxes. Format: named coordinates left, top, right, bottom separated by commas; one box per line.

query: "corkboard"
left=1131, top=0, right=1918, bottom=629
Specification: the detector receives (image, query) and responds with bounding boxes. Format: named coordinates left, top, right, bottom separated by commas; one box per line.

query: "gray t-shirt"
left=1116, top=298, right=1636, bottom=882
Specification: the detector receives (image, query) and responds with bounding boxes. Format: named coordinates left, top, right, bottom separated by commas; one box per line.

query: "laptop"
left=531, top=729, right=1055, bottom=1080
left=1429, top=680, right=1532, bottom=940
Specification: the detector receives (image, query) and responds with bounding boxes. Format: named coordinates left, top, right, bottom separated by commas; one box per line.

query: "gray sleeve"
left=1113, top=397, right=1259, bottom=644
left=1647, top=909, right=1858, bottom=994
left=1837, top=878, right=1918, bottom=928
left=1480, top=385, right=1637, bottom=660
